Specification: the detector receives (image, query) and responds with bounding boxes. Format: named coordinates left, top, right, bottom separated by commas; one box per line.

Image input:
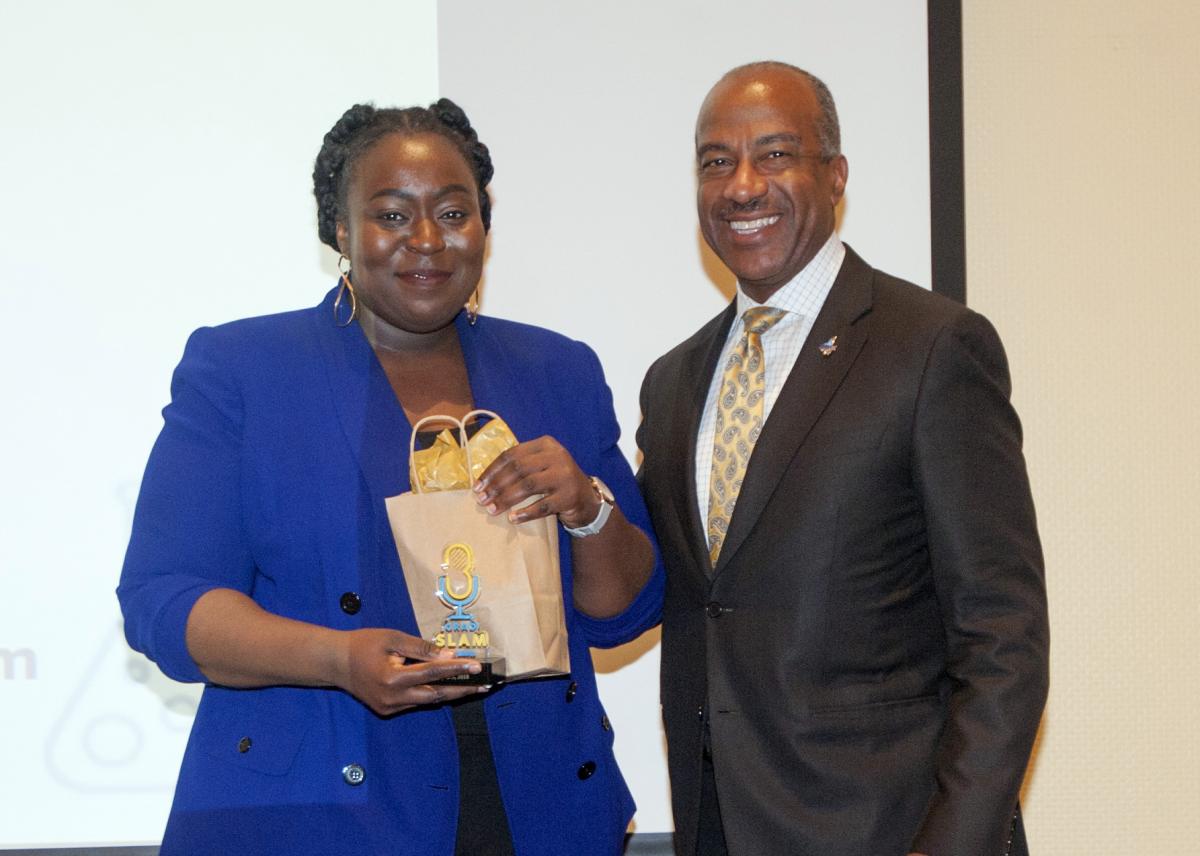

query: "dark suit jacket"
left=118, top=288, right=664, bottom=855
left=637, top=247, right=1048, bottom=856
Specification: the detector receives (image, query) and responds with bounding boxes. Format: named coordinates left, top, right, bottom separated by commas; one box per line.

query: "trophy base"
left=435, top=656, right=506, bottom=687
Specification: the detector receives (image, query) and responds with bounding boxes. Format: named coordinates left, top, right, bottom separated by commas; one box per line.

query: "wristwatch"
left=563, top=476, right=615, bottom=538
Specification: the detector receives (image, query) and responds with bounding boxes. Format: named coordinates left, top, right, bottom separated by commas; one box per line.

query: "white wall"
left=438, top=0, right=933, bottom=832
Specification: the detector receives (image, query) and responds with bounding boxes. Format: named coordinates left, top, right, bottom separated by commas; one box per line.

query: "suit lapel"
left=712, top=247, right=875, bottom=576
left=671, top=304, right=738, bottom=577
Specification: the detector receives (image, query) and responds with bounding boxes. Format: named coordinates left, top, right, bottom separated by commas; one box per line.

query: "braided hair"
left=312, top=98, right=494, bottom=252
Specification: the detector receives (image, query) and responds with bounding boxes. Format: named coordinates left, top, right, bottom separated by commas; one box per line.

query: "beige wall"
left=964, top=3, right=1200, bottom=852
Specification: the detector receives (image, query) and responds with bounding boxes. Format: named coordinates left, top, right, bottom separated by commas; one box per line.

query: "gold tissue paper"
left=410, top=417, right=518, bottom=492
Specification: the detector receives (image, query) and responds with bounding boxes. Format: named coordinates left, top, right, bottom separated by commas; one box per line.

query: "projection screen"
left=0, top=0, right=947, bottom=848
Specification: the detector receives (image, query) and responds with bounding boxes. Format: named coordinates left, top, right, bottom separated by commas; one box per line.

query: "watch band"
left=563, top=476, right=614, bottom=538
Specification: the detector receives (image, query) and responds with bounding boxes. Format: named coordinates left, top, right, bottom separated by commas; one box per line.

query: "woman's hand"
left=472, top=436, right=599, bottom=527
left=336, top=628, right=484, bottom=716
left=470, top=436, right=655, bottom=620
left=186, top=588, right=483, bottom=712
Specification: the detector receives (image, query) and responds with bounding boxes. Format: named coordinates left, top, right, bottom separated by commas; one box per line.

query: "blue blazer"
left=118, top=289, right=664, bottom=855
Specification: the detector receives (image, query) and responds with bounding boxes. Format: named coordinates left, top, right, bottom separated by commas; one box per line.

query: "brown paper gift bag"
left=385, top=410, right=570, bottom=682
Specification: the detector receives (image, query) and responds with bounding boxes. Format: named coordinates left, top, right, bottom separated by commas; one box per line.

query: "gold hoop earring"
left=334, top=254, right=357, bottom=327
left=465, top=290, right=479, bottom=326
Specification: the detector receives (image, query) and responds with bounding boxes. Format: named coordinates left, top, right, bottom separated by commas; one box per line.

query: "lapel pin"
left=818, top=335, right=838, bottom=357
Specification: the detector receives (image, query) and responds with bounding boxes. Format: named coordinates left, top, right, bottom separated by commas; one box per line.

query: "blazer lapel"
left=713, top=247, right=875, bottom=576
left=453, top=311, right=540, bottom=444
left=311, top=299, right=545, bottom=637
left=314, top=300, right=543, bottom=509
left=312, top=288, right=413, bottom=509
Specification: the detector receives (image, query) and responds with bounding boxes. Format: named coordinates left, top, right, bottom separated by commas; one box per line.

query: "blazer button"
left=706, top=601, right=724, bottom=619
left=565, top=681, right=578, bottom=702
left=577, top=761, right=596, bottom=780
left=342, top=763, right=366, bottom=786
left=339, top=592, right=362, bottom=615
left=600, top=715, right=611, bottom=732
left=237, top=737, right=252, bottom=753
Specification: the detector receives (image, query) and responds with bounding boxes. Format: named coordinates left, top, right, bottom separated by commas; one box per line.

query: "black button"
left=340, top=592, right=361, bottom=615
left=342, top=763, right=365, bottom=786
left=706, top=601, right=724, bottom=619
left=577, top=761, right=596, bottom=780
left=237, top=737, right=252, bottom=753
left=600, top=715, right=611, bottom=732
left=565, top=681, right=578, bottom=702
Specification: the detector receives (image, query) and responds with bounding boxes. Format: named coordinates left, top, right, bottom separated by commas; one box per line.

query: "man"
left=637, top=62, right=1049, bottom=856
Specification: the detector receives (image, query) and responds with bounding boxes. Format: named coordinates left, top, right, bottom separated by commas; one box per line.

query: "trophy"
left=387, top=410, right=569, bottom=686
left=430, top=542, right=505, bottom=685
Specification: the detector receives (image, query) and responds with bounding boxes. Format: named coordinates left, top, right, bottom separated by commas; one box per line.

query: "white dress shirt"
left=694, top=233, right=846, bottom=535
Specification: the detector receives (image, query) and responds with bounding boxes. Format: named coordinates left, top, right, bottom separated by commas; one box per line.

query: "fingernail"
left=507, top=511, right=520, bottom=524
left=486, top=503, right=498, bottom=515
left=472, top=482, right=484, bottom=494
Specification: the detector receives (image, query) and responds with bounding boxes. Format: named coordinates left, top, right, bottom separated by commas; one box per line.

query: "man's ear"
left=829, top=154, right=849, bottom=206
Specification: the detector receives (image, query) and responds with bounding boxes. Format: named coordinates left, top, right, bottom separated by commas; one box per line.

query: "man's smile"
left=728, top=215, right=781, bottom=235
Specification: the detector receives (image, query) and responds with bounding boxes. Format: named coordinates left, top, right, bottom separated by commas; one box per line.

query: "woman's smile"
left=396, top=268, right=453, bottom=285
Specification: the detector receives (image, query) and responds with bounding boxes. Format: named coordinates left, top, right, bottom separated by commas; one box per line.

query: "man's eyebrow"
left=755, top=133, right=803, bottom=147
left=368, top=183, right=473, bottom=201
left=696, top=134, right=805, bottom=159
left=696, top=141, right=732, bottom=159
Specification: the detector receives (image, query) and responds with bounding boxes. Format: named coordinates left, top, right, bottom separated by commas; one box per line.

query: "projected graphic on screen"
left=47, top=624, right=199, bottom=793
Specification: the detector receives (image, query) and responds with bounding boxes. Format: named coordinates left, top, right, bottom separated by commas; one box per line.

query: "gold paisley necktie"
left=706, top=306, right=786, bottom=566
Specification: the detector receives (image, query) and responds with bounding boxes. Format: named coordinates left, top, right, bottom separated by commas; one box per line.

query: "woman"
left=117, top=99, right=663, bottom=855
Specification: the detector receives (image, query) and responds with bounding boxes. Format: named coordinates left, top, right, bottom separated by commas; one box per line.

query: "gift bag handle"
left=408, top=409, right=505, bottom=494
